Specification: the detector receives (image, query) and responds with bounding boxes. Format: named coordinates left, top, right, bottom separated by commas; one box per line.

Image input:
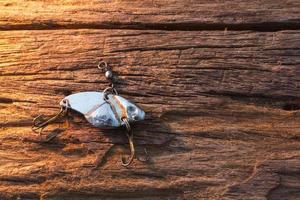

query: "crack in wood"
left=0, top=3, right=299, bottom=197
left=1, top=22, right=300, bottom=32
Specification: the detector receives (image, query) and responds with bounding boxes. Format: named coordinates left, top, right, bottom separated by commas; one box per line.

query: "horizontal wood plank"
left=0, top=0, right=299, bottom=30
left=0, top=29, right=300, bottom=199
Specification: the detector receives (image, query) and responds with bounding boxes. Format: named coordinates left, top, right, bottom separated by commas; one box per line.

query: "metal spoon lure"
left=32, top=61, right=146, bottom=166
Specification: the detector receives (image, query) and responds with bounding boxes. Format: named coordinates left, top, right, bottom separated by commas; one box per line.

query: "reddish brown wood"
left=0, top=1, right=300, bottom=200
left=0, top=29, right=299, bottom=200
left=0, top=0, right=299, bottom=30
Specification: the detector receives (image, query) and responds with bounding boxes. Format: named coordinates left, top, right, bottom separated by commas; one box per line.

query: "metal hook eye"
left=60, top=99, right=69, bottom=111
left=61, top=99, right=68, bottom=105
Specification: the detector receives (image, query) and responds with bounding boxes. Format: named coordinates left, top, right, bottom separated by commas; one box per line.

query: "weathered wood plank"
left=0, top=29, right=299, bottom=199
left=0, top=0, right=299, bottom=30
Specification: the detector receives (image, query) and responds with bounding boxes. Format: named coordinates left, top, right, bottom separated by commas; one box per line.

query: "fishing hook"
left=32, top=99, right=69, bottom=136
left=121, top=118, right=135, bottom=166
left=121, top=118, right=149, bottom=166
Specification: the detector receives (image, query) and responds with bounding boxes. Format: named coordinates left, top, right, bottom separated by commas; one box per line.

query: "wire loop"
left=103, top=86, right=118, bottom=102
left=97, top=60, right=108, bottom=71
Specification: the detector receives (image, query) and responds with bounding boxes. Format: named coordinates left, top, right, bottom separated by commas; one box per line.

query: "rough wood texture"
left=0, top=0, right=300, bottom=30
left=0, top=1, right=300, bottom=200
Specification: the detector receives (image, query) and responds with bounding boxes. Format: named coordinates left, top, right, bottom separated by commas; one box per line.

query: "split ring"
left=103, top=86, right=118, bottom=101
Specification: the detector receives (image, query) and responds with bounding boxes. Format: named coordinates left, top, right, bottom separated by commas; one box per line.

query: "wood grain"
left=1, top=0, right=300, bottom=199
left=0, top=29, right=300, bottom=199
left=0, top=0, right=300, bottom=30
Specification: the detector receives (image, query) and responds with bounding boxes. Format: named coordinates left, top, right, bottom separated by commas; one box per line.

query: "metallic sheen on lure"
left=32, top=61, right=147, bottom=167
left=60, top=92, right=145, bottom=128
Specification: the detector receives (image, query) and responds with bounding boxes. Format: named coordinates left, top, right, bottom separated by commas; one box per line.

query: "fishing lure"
left=32, top=61, right=146, bottom=166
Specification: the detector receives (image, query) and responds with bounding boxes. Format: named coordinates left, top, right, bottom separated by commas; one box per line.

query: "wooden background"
left=0, top=1, right=300, bottom=199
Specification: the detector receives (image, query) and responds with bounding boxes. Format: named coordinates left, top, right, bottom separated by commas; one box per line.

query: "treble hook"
left=32, top=100, right=69, bottom=136
left=121, top=118, right=149, bottom=166
left=121, top=118, right=135, bottom=166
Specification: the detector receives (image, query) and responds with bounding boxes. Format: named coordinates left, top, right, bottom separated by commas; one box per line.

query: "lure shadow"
left=25, top=110, right=175, bottom=169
